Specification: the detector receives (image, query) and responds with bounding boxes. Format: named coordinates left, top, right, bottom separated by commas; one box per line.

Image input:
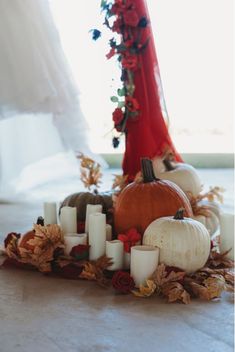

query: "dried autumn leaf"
left=132, top=280, right=156, bottom=298
left=161, top=282, right=191, bottom=304
left=151, top=264, right=185, bottom=287
left=77, top=153, right=102, bottom=190
left=207, top=249, right=234, bottom=269
left=203, top=275, right=226, bottom=299
left=187, top=280, right=210, bottom=300
left=112, top=174, right=128, bottom=191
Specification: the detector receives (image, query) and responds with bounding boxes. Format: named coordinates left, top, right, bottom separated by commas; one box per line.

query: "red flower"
left=111, top=0, right=134, bottom=15
left=112, top=108, right=124, bottom=125
left=122, top=54, right=138, bottom=70
left=112, top=18, right=123, bottom=34
left=123, top=10, right=139, bottom=27
left=77, top=221, right=85, bottom=234
left=118, top=228, right=141, bottom=253
left=112, top=271, right=135, bottom=294
left=125, top=96, right=140, bottom=112
left=70, top=244, right=90, bottom=261
left=106, top=47, right=116, bottom=60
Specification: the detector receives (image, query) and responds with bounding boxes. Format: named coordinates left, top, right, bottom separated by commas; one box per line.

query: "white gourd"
left=153, top=158, right=202, bottom=197
left=193, top=210, right=219, bottom=237
left=143, top=209, right=211, bottom=273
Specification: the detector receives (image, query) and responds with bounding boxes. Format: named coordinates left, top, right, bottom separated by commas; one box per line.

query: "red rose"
left=70, top=244, right=90, bottom=261
left=112, top=18, right=123, bottom=34
left=112, top=108, right=124, bottom=125
left=123, top=10, right=139, bottom=27
left=122, top=54, right=138, bottom=70
left=125, top=96, right=140, bottom=112
left=112, top=271, right=135, bottom=294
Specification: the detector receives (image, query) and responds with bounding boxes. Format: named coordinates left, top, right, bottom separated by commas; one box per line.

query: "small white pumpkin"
left=152, top=157, right=202, bottom=197
left=143, top=209, right=210, bottom=273
left=198, top=200, right=221, bottom=219
left=193, top=210, right=219, bottom=237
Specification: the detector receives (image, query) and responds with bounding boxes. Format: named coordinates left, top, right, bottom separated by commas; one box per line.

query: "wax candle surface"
left=106, top=240, right=124, bottom=270
left=131, top=245, right=159, bottom=287
left=60, top=206, right=77, bottom=234
left=89, top=213, right=106, bottom=260
left=43, top=202, right=57, bottom=225
left=220, top=213, right=234, bottom=260
left=106, top=224, right=112, bottom=241
left=85, top=204, right=102, bottom=233
left=64, top=233, right=87, bottom=256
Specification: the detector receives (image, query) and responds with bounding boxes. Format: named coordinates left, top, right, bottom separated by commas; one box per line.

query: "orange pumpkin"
left=114, top=159, right=193, bottom=235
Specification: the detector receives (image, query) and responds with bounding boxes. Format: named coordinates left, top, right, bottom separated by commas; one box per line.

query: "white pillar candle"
left=131, top=245, right=159, bottom=287
left=219, top=213, right=234, bottom=260
left=85, top=204, right=102, bottom=233
left=43, top=202, right=57, bottom=225
left=106, top=224, right=112, bottom=241
left=64, top=233, right=88, bottom=256
left=89, top=213, right=106, bottom=260
left=60, top=206, right=77, bottom=234
left=106, top=240, right=124, bottom=270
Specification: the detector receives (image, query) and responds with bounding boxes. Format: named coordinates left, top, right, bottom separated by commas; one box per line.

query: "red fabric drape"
left=122, top=0, right=182, bottom=180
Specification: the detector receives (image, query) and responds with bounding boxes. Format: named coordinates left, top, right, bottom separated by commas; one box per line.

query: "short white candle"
left=220, top=213, right=234, bottom=260
left=43, top=202, right=57, bottom=225
left=60, top=206, right=77, bottom=234
left=85, top=204, right=102, bottom=233
left=131, top=245, right=159, bottom=287
left=64, top=233, right=88, bottom=256
left=106, top=224, right=112, bottom=241
left=106, top=240, right=124, bottom=271
left=89, top=213, right=106, bottom=260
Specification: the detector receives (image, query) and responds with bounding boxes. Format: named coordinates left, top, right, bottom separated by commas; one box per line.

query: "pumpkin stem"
left=36, top=216, right=44, bottom=226
left=141, top=158, right=159, bottom=183
left=174, top=208, right=185, bottom=220
left=163, top=159, right=176, bottom=171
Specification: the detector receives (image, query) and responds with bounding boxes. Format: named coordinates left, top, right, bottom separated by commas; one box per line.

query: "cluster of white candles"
left=43, top=202, right=234, bottom=287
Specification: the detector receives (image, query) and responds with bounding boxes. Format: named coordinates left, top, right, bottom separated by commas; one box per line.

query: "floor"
left=0, top=169, right=234, bottom=352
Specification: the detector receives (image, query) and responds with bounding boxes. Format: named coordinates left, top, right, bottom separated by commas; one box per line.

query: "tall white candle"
left=85, top=204, right=102, bottom=233
left=43, top=202, right=57, bottom=225
left=89, top=213, right=106, bottom=260
left=106, top=224, right=112, bottom=241
left=106, top=240, right=124, bottom=270
left=60, top=206, right=77, bottom=234
left=64, top=233, right=88, bottom=256
left=131, top=245, right=159, bottom=287
left=220, top=213, right=234, bottom=260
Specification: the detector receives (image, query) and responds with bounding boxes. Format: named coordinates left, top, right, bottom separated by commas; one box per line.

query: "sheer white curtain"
left=0, top=0, right=100, bottom=199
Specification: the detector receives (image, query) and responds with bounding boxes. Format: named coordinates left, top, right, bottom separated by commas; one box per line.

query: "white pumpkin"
left=198, top=200, right=221, bottom=219
left=152, top=157, right=202, bottom=197
left=143, top=209, right=211, bottom=273
left=193, top=210, right=219, bottom=237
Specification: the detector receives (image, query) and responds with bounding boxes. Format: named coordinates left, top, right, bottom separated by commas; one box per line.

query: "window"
left=50, top=0, right=233, bottom=154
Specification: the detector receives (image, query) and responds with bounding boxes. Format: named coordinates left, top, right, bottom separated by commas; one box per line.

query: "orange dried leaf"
left=132, top=280, right=156, bottom=298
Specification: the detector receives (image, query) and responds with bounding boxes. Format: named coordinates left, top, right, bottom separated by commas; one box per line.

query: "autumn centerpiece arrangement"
left=1, top=155, right=234, bottom=304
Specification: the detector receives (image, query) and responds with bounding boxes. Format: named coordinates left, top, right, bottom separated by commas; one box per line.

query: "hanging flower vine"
left=92, top=0, right=149, bottom=148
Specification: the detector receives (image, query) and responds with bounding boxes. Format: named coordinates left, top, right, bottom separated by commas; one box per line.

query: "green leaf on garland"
left=110, top=96, right=119, bottom=103
left=100, top=0, right=107, bottom=8
left=116, top=44, right=126, bottom=52
left=117, top=88, right=126, bottom=97
left=118, top=101, right=125, bottom=108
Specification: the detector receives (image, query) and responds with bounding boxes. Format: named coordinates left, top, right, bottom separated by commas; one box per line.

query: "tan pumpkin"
left=153, top=156, right=202, bottom=197
left=60, top=191, right=113, bottom=224
left=143, top=209, right=211, bottom=273
left=114, top=159, right=193, bottom=235
left=192, top=210, right=219, bottom=237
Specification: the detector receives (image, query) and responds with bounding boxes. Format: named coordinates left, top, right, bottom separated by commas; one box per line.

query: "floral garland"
left=0, top=223, right=234, bottom=304
left=93, top=0, right=149, bottom=148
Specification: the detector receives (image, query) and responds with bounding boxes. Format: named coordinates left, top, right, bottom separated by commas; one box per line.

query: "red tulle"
left=122, top=0, right=182, bottom=180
